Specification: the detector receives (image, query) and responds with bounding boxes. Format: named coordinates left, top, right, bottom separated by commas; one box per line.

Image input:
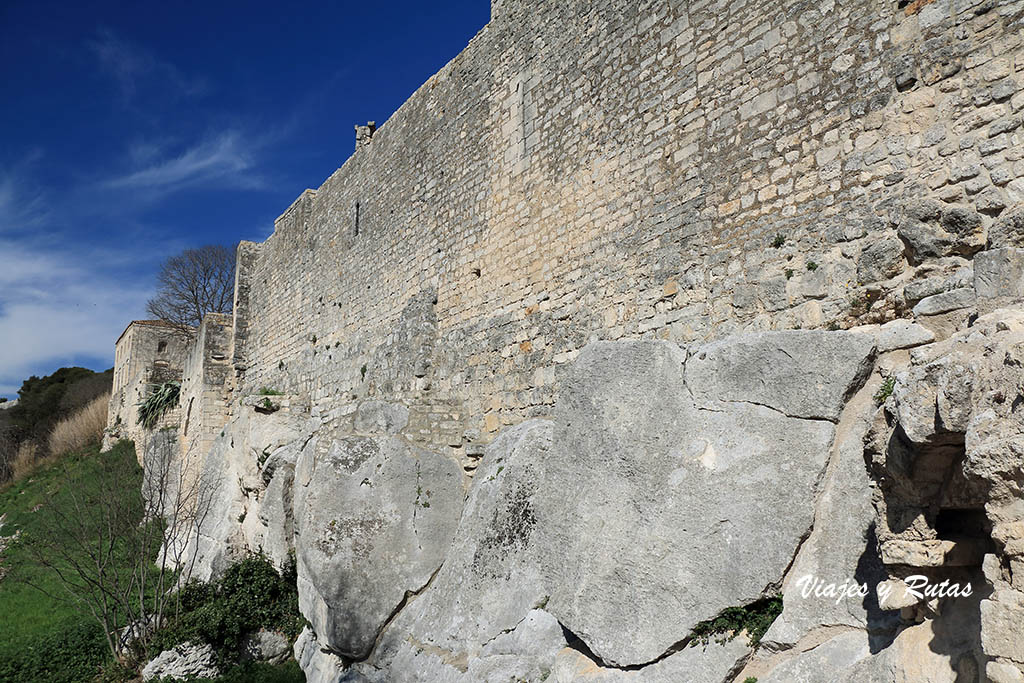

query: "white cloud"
left=104, top=131, right=262, bottom=192
left=89, top=28, right=207, bottom=103
left=0, top=160, right=50, bottom=234
left=0, top=240, right=150, bottom=394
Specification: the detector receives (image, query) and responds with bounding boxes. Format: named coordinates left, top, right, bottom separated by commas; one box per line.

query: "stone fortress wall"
left=222, top=0, right=1024, bottom=469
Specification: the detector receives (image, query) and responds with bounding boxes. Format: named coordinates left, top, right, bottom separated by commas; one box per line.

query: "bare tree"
left=146, top=245, right=236, bottom=335
left=15, top=437, right=217, bottom=663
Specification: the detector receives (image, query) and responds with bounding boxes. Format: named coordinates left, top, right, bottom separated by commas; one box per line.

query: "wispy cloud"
left=89, top=28, right=208, bottom=103
left=102, top=131, right=264, bottom=193
left=0, top=239, right=150, bottom=395
left=0, top=154, right=50, bottom=234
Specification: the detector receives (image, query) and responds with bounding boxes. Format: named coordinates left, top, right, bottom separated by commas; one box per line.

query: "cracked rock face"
left=533, top=335, right=874, bottom=666
left=228, top=321, right=1024, bottom=682
left=173, top=402, right=313, bottom=582
left=294, top=430, right=463, bottom=660
left=865, top=309, right=1024, bottom=680
left=340, top=420, right=566, bottom=682
left=685, top=330, right=876, bottom=420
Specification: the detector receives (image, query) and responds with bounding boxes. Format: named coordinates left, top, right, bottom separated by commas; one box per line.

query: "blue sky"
left=0, top=0, right=490, bottom=399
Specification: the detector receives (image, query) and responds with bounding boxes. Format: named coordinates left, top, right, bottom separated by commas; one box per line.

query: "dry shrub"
left=11, top=441, right=41, bottom=481
left=48, top=392, right=110, bottom=457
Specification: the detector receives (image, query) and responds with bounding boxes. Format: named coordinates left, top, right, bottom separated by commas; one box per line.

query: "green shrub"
left=688, top=596, right=782, bottom=648
left=258, top=387, right=285, bottom=396
left=150, top=554, right=303, bottom=665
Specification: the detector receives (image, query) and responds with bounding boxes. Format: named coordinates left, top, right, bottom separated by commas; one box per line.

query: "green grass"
left=0, top=442, right=305, bottom=682
left=0, top=441, right=138, bottom=682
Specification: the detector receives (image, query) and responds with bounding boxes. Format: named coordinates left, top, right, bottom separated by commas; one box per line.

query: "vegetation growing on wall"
left=138, top=381, right=181, bottom=429
left=687, top=596, right=783, bottom=647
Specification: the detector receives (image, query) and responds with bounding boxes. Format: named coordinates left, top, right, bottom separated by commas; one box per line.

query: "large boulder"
left=533, top=335, right=874, bottom=665
left=293, top=431, right=463, bottom=659
left=240, top=629, right=292, bottom=664
left=343, top=420, right=566, bottom=682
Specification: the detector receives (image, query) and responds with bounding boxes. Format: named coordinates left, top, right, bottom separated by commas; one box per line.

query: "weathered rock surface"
left=241, top=629, right=292, bottom=664
left=839, top=619, right=974, bottom=683
left=863, top=309, right=1024, bottom=680
left=536, top=337, right=867, bottom=665
left=182, top=319, right=1024, bottom=683
left=141, top=642, right=219, bottom=681
left=684, top=330, right=876, bottom=421
left=762, top=378, right=892, bottom=648
left=341, top=421, right=565, bottom=682
left=975, top=248, right=1024, bottom=313
left=911, top=287, right=975, bottom=316
left=181, top=401, right=313, bottom=581
left=856, top=319, right=935, bottom=352
left=294, top=430, right=463, bottom=659
left=988, top=207, right=1024, bottom=248
left=758, top=630, right=871, bottom=683
left=294, top=627, right=346, bottom=683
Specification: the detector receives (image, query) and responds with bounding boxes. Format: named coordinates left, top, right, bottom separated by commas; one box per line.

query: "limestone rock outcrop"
left=536, top=335, right=868, bottom=665
left=174, top=396, right=313, bottom=582
left=171, top=316, right=1024, bottom=683
left=141, top=642, right=219, bottom=681
left=294, top=430, right=464, bottom=659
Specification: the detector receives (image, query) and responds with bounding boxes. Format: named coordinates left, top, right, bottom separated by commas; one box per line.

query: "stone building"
left=104, top=320, right=190, bottom=455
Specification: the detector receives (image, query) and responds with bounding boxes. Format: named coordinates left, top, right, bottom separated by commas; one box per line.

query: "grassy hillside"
left=0, top=442, right=304, bottom=683
left=0, top=443, right=130, bottom=681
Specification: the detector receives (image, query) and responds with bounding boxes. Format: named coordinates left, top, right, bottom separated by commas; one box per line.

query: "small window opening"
left=354, top=201, right=360, bottom=237
left=157, top=341, right=167, bottom=353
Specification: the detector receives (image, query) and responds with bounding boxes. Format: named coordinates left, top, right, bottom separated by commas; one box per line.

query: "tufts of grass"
left=874, top=377, right=897, bottom=405
left=49, top=393, right=109, bottom=457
